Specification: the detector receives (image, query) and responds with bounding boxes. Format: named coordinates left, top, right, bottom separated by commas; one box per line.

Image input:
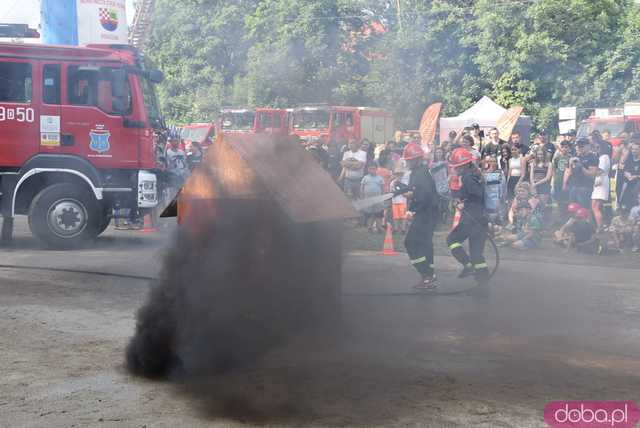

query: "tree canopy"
left=147, top=0, right=640, bottom=130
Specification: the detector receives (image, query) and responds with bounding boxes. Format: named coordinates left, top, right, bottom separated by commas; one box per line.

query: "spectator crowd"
left=306, top=125, right=640, bottom=256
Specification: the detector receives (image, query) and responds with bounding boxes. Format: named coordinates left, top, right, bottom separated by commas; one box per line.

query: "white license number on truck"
left=0, top=106, right=35, bottom=123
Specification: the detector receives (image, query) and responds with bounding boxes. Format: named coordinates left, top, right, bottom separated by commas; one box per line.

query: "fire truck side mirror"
left=112, top=99, right=128, bottom=114
left=147, top=70, right=164, bottom=84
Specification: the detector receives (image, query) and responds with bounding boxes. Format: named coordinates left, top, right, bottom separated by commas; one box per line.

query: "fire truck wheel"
left=96, top=207, right=112, bottom=236
left=28, top=183, right=100, bottom=249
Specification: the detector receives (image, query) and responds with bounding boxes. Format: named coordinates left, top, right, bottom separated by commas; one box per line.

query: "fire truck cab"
left=576, top=104, right=640, bottom=146
left=181, top=122, right=215, bottom=150
left=0, top=40, right=165, bottom=248
left=577, top=108, right=627, bottom=145
left=292, top=105, right=394, bottom=146
left=218, top=108, right=289, bottom=135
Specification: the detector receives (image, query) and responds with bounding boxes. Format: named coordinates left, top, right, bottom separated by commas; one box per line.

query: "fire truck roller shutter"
left=361, top=115, right=374, bottom=142
left=373, top=116, right=386, bottom=145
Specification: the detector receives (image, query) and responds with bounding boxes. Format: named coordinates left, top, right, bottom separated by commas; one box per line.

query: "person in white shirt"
left=165, top=134, right=189, bottom=187
left=341, top=138, right=367, bottom=198
left=591, top=142, right=612, bottom=232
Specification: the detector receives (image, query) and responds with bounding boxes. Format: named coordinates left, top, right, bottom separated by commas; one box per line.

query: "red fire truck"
left=218, top=108, right=290, bottom=135
left=292, top=105, right=395, bottom=146
left=0, top=35, right=165, bottom=248
left=572, top=104, right=640, bottom=146
left=181, top=122, right=215, bottom=151
left=577, top=108, right=627, bottom=145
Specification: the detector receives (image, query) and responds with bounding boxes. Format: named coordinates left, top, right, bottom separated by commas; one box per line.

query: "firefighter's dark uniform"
left=446, top=168, right=490, bottom=282
left=404, top=164, right=438, bottom=279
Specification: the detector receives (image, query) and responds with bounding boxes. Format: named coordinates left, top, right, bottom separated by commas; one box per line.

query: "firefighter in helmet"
left=402, top=142, right=439, bottom=290
left=447, top=147, right=490, bottom=286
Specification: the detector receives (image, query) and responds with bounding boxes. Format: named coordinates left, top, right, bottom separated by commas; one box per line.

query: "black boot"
left=457, top=264, right=475, bottom=278
left=413, top=274, right=438, bottom=291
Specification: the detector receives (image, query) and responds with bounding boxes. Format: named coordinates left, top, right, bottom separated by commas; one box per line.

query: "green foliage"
left=147, top=0, right=640, bottom=133
left=147, top=0, right=258, bottom=122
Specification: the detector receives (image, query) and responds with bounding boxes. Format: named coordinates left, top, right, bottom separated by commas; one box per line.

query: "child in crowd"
left=376, top=157, right=394, bottom=230
left=553, top=207, right=601, bottom=253
left=360, top=162, right=385, bottom=233
left=497, top=201, right=543, bottom=250
left=507, top=182, right=540, bottom=229
left=390, top=166, right=409, bottom=234
left=608, top=208, right=633, bottom=252
left=483, top=155, right=506, bottom=225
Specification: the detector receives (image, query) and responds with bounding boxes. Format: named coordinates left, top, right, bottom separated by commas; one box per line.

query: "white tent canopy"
left=458, top=96, right=506, bottom=121
left=439, top=96, right=532, bottom=143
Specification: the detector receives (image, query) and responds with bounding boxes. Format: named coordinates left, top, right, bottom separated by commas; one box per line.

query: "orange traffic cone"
left=139, top=213, right=158, bottom=233
left=380, top=223, right=399, bottom=256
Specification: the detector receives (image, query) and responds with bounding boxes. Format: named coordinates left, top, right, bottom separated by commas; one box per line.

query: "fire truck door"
left=256, top=111, right=272, bottom=134
left=59, top=64, right=138, bottom=168
left=372, top=115, right=386, bottom=145
left=39, top=63, right=62, bottom=153
left=0, top=59, right=39, bottom=167
left=360, top=114, right=374, bottom=142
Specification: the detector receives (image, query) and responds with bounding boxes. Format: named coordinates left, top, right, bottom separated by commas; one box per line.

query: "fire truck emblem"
left=99, top=8, right=119, bottom=32
left=89, top=130, right=111, bottom=153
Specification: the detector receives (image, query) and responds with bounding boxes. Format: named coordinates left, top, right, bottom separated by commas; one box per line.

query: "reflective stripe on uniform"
left=449, top=242, right=463, bottom=250
left=474, top=262, right=488, bottom=269
left=410, top=256, right=427, bottom=265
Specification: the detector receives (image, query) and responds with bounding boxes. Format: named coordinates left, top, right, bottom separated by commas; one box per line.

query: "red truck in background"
left=181, top=122, right=215, bottom=150
left=0, top=37, right=165, bottom=248
left=292, top=105, right=395, bottom=146
left=577, top=108, right=626, bottom=145
left=576, top=105, right=640, bottom=146
left=218, top=108, right=290, bottom=135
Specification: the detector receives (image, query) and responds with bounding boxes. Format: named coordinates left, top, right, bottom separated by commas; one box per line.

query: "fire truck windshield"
left=293, top=109, right=329, bottom=130
left=183, top=126, right=211, bottom=142
left=221, top=111, right=255, bottom=131
left=577, top=121, right=625, bottom=139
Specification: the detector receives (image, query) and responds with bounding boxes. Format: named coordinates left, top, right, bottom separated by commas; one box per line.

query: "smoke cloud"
left=125, top=198, right=342, bottom=380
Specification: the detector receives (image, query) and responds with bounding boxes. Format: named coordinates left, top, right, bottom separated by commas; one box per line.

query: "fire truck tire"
left=96, top=207, right=112, bottom=236
left=28, top=183, right=100, bottom=249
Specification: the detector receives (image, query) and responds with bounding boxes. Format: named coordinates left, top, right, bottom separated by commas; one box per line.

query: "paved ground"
left=1, top=218, right=639, bottom=427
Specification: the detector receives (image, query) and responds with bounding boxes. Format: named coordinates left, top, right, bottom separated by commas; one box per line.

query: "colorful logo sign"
left=89, top=129, right=111, bottom=153
left=544, top=401, right=640, bottom=428
left=99, top=8, right=119, bottom=32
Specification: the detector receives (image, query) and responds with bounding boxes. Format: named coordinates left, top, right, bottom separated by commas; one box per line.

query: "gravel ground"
left=1, top=220, right=639, bottom=427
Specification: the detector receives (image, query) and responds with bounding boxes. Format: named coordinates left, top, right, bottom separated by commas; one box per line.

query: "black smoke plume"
left=125, top=198, right=342, bottom=379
